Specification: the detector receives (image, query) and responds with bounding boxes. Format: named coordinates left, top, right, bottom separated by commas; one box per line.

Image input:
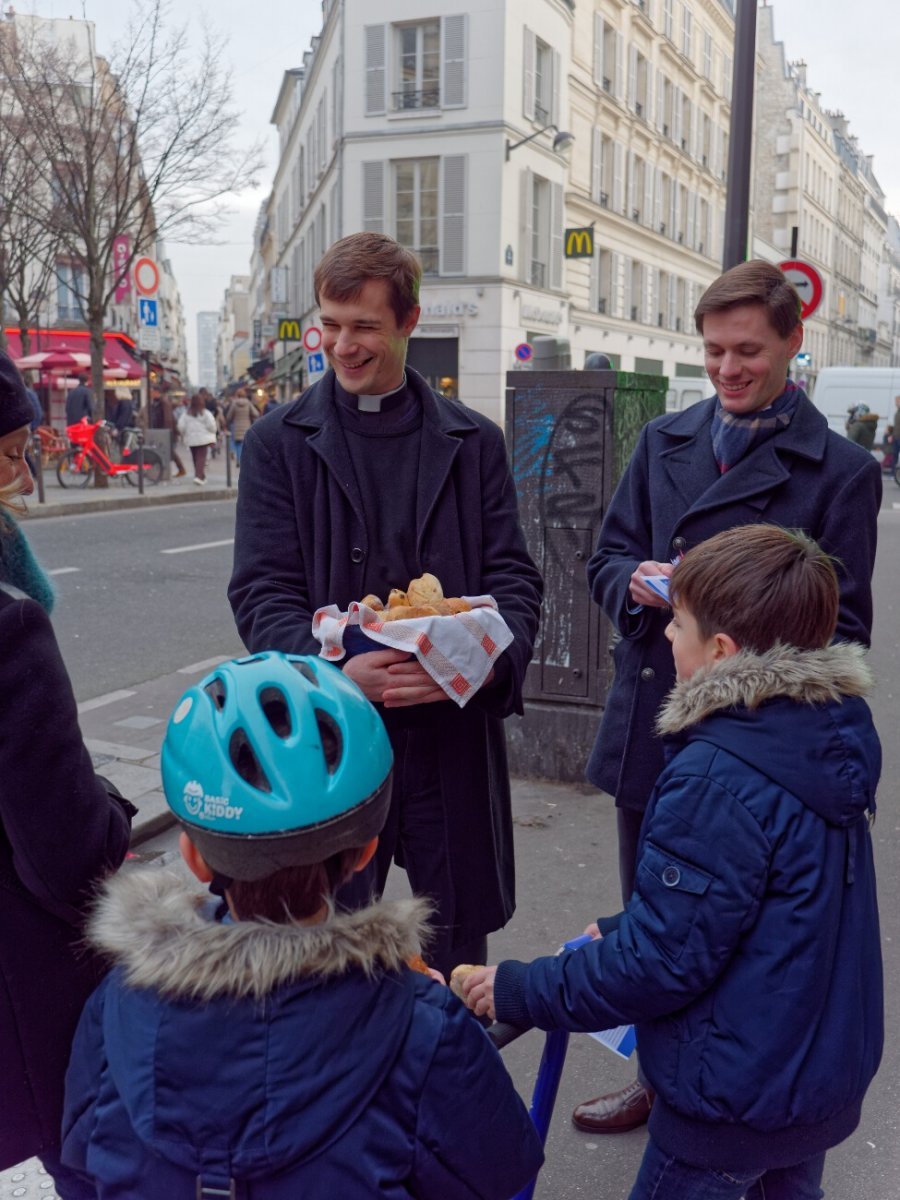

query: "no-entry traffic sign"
left=303, top=326, right=323, bottom=353
left=779, top=260, right=824, bottom=320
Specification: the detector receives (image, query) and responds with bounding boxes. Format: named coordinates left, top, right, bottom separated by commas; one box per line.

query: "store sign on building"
left=420, top=301, right=479, bottom=318
left=520, top=303, right=563, bottom=327
left=278, top=318, right=303, bottom=341
left=564, top=226, right=594, bottom=258
left=113, top=235, right=131, bottom=303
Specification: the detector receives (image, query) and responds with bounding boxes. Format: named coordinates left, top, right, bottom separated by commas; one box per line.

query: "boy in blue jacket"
left=61, top=653, right=543, bottom=1199
left=464, top=524, right=883, bottom=1200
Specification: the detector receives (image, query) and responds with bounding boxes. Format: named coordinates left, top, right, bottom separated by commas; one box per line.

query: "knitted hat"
left=0, top=351, right=35, bottom=438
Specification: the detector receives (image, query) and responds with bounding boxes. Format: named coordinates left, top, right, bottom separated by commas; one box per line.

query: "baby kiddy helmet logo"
left=183, top=780, right=203, bottom=816
left=181, top=779, right=244, bottom=824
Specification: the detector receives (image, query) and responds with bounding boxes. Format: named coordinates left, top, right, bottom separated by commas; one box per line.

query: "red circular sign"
left=134, top=256, right=160, bottom=297
left=515, top=342, right=533, bottom=362
left=302, top=326, right=323, bottom=352
left=779, top=260, right=823, bottom=320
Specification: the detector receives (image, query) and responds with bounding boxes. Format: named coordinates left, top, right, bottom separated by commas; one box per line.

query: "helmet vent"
left=260, top=687, right=292, bottom=738
left=229, top=730, right=272, bottom=793
left=204, top=678, right=227, bottom=710
left=292, top=661, right=320, bottom=687
left=315, top=710, right=343, bottom=774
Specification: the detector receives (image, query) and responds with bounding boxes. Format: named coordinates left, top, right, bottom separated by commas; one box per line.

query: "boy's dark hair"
left=314, top=232, right=421, bottom=326
left=694, top=260, right=802, bottom=338
left=670, top=524, right=839, bottom=652
left=227, top=846, right=363, bottom=923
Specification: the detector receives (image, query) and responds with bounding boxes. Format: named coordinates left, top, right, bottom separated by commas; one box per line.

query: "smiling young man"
left=570, top=258, right=882, bottom=1138
left=228, top=232, right=542, bottom=980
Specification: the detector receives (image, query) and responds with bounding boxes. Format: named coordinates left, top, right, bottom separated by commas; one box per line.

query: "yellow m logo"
left=278, top=319, right=302, bottom=341
left=564, top=228, right=594, bottom=258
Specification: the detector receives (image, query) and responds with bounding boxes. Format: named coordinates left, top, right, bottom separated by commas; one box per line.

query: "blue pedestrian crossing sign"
left=307, top=351, right=325, bottom=376
left=139, top=298, right=158, bottom=327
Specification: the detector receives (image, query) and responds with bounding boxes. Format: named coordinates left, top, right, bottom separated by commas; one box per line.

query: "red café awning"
left=4, top=328, right=145, bottom=378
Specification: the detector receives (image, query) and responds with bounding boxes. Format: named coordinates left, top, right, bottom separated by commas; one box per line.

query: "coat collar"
left=656, top=641, right=872, bottom=736
left=656, top=393, right=830, bottom=517
left=89, top=868, right=432, bottom=1002
left=282, top=367, right=480, bottom=554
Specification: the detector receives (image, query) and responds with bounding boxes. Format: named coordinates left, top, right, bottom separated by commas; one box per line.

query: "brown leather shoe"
left=572, top=1080, right=655, bottom=1133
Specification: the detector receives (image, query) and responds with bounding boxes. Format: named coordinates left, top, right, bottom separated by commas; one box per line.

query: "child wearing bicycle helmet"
left=60, top=653, right=542, bottom=1199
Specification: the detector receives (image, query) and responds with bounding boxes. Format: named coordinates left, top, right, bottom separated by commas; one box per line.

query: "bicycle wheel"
left=57, top=449, right=94, bottom=488
left=894, top=464, right=900, bottom=488
left=131, top=448, right=164, bottom=486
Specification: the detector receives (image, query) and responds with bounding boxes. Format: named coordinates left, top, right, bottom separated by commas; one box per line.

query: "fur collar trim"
left=656, top=641, right=872, bottom=736
left=89, top=868, right=432, bottom=1002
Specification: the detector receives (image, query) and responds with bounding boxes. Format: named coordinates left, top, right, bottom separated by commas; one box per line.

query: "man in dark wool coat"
left=572, top=259, right=882, bottom=1137
left=228, top=232, right=542, bottom=978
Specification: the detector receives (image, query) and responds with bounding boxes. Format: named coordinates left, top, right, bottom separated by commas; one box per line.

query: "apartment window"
left=595, top=18, right=617, bottom=93
left=702, top=29, right=713, bottom=78
left=723, top=54, right=733, bottom=97
left=394, top=158, right=439, bottom=274
left=395, top=21, right=440, bottom=110
left=597, top=247, right=612, bottom=313
left=681, top=5, right=693, bottom=60
left=661, top=76, right=673, bottom=137
left=658, top=269, right=670, bottom=326
left=632, top=50, right=649, bottom=118
left=530, top=175, right=551, bottom=286
left=663, top=0, right=674, bottom=40
left=56, top=262, right=87, bottom=321
left=657, top=172, right=671, bottom=233
left=630, top=260, right=643, bottom=321
left=534, top=37, right=553, bottom=123
left=599, top=133, right=613, bottom=206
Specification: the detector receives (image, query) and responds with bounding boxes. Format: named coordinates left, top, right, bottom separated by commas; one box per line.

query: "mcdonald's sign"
left=278, top=318, right=303, bottom=341
left=564, top=226, right=595, bottom=259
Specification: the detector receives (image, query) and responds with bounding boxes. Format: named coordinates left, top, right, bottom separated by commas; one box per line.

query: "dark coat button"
left=662, top=865, right=681, bottom=887
left=640, top=667, right=655, bottom=680
left=350, top=547, right=365, bottom=563
left=672, top=536, right=686, bottom=552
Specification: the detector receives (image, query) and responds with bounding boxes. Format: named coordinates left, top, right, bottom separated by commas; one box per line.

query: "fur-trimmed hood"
left=89, top=867, right=431, bottom=1001
left=655, top=642, right=879, bottom=829
left=657, top=641, right=872, bottom=736
left=76, top=870, right=440, bottom=1179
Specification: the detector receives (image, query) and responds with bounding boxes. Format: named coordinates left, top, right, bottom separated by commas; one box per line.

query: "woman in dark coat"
left=0, top=352, right=135, bottom=1195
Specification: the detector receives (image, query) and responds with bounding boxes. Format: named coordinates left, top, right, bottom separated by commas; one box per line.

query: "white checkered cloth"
left=312, top=596, right=514, bottom=708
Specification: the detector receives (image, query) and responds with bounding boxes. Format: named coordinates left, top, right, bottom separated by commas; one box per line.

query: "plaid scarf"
left=711, top=380, right=801, bottom=473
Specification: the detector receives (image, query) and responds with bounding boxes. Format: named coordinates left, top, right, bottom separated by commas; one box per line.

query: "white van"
left=665, top=376, right=710, bottom=412
left=808, top=368, right=900, bottom=443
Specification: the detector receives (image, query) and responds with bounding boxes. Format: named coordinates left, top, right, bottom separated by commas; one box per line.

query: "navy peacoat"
left=0, top=586, right=134, bottom=1169
left=228, top=368, right=542, bottom=942
left=586, top=391, right=882, bottom=809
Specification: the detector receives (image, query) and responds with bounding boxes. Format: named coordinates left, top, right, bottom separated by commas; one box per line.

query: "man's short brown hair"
left=694, top=260, right=802, bottom=338
left=314, top=232, right=421, bottom=326
left=670, top=524, right=839, bottom=653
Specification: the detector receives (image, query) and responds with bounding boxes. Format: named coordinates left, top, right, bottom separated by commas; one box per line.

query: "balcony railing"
left=392, top=86, right=440, bottom=111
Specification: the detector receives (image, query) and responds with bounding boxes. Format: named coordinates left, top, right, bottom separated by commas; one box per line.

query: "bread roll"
left=360, top=593, right=384, bottom=611
left=382, top=604, right=439, bottom=622
left=443, top=597, right=472, bottom=614
left=387, top=589, right=408, bottom=609
left=407, top=573, right=444, bottom=606
left=449, top=963, right=483, bottom=1000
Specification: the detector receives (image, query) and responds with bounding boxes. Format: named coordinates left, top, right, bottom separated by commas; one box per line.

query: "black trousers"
left=338, top=717, right=487, bottom=979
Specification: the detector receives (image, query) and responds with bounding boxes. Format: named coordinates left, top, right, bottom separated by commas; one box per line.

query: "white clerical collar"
left=356, top=374, right=407, bottom=412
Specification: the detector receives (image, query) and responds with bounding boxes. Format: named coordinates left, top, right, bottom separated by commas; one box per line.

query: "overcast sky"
left=36, top=0, right=899, bottom=378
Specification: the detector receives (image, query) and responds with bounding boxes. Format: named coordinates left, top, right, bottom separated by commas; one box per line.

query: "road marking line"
left=161, top=538, right=234, bottom=555
left=47, top=566, right=80, bottom=575
left=178, top=655, right=233, bottom=675
left=77, top=689, right=136, bottom=714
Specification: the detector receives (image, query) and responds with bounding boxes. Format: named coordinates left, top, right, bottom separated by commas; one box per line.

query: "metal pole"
left=722, top=0, right=758, bottom=271
left=137, top=427, right=145, bottom=496
left=32, top=430, right=45, bottom=505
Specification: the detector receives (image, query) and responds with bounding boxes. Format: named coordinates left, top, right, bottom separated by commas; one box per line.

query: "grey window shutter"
left=523, top=28, right=536, bottom=120
left=520, top=168, right=533, bottom=283
left=627, top=45, right=637, bottom=111
left=332, top=58, right=342, bottom=140
left=656, top=69, right=665, bottom=129
left=654, top=169, right=663, bottom=229
left=668, top=273, right=677, bottom=329
left=362, top=161, right=385, bottom=232
left=649, top=266, right=659, bottom=325
left=614, top=33, right=624, bottom=102
left=550, top=181, right=563, bottom=290
left=589, top=245, right=600, bottom=311
left=613, top=141, right=624, bottom=214
left=626, top=150, right=635, bottom=216
left=673, top=86, right=683, bottom=144
left=365, top=25, right=387, bottom=116
left=611, top=251, right=621, bottom=316
left=440, top=155, right=466, bottom=275
left=592, top=127, right=602, bottom=204
left=441, top=15, right=467, bottom=109
left=551, top=48, right=561, bottom=126
left=593, top=15, right=604, bottom=88
left=687, top=190, right=696, bottom=248
left=623, top=256, right=633, bottom=318
left=330, top=185, right=340, bottom=246
left=643, top=163, right=654, bottom=226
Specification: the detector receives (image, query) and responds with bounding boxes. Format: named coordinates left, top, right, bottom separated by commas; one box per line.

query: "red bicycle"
left=57, top=419, right=164, bottom=488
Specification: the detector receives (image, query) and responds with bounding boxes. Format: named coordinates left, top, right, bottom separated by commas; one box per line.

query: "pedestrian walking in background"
left=224, top=386, right=259, bottom=467
left=149, top=384, right=187, bottom=478
left=65, top=373, right=93, bottom=426
left=0, top=351, right=135, bottom=1198
left=106, top=387, right=135, bottom=446
left=177, top=392, right=217, bottom=485
left=571, top=259, right=881, bottom=1137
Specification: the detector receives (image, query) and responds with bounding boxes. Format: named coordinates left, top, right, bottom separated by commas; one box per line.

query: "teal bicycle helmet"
left=161, top=652, right=393, bottom=881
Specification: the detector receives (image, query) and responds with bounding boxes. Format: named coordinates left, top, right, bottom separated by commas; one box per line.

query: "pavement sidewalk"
left=22, top=440, right=237, bottom=520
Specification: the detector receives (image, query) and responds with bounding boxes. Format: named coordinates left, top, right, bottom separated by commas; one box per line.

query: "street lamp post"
left=722, top=0, right=757, bottom=270
left=506, top=124, right=575, bottom=161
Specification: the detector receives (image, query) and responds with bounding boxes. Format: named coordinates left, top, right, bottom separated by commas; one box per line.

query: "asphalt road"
left=24, top=500, right=245, bottom=701
left=21, top=494, right=900, bottom=1197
